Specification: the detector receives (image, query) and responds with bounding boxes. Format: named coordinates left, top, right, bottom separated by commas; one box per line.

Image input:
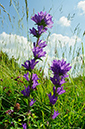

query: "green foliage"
left=0, top=51, right=85, bottom=129
left=0, top=0, right=85, bottom=128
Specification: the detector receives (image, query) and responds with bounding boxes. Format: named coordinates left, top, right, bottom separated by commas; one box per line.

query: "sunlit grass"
left=0, top=51, right=85, bottom=129
left=0, top=0, right=85, bottom=128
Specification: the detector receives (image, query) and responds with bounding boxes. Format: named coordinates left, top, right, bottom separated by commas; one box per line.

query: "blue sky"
left=0, top=0, right=85, bottom=77
left=0, top=0, right=85, bottom=37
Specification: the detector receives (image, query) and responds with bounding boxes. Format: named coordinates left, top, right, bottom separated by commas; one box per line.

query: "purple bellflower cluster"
left=21, top=11, right=71, bottom=128
left=21, top=11, right=53, bottom=128
left=30, top=11, right=53, bottom=38
left=47, top=59, right=71, bottom=119
left=22, top=123, right=27, bottom=129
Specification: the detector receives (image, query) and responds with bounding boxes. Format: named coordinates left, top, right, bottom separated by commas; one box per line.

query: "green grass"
left=0, top=1, right=85, bottom=128
left=0, top=51, right=85, bottom=129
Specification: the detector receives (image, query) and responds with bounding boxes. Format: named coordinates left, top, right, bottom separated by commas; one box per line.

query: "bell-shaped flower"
left=31, top=11, right=53, bottom=28
left=21, top=86, right=30, bottom=97
left=23, top=72, right=29, bottom=81
left=32, top=46, right=46, bottom=59
left=52, top=110, right=60, bottom=119
left=30, top=98, right=36, bottom=106
left=22, top=59, right=38, bottom=71
left=48, top=92, right=58, bottom=105
left=50, top=59, right=71, bottom=76
left=32, top=74, right=39, bottom=89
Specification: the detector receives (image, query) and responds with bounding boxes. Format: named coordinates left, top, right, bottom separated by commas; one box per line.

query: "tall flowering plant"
left=21, top=11, right=71, bottom=128
left=48, top=59, right=71, bottom=119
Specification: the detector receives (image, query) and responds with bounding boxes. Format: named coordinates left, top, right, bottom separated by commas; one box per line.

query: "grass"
left=0, top=51, right=85, bottom=129
left=0, top=1, right=85, bottom=128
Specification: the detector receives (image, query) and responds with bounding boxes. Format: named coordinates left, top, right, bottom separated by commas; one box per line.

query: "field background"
left=0, top=0, right=85, bottom=128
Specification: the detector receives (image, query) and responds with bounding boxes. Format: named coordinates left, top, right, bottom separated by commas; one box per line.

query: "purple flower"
left=31, top=11, right=53, bottom=28
left=50, top=75, right=66, bottom=86
left=30, top=27, right=37, bottom=36
left=52, top=110, right=60, bottom=119
left=23, top=72, right=29, bottom=81
left=38, top=25, right=47, bottom=35
left=22, top=123, right=27, bottom=129
left=21, top=86, right=30, bottom=97
left=32, top=46, right=46, bottom=59
left=5, top=109, right=14, bottom=115
left=30, top=25, right=47, bottom=37
left=57, top=86, right=65, bottom=95
left=48, top=92, right=58, bottom=105
left=37, top=40, right=47, bottom=48
left=53, top=86, right=65, bottom=95
left=32, top=74, right=39, bottom=89
left=50, top=59, right=72, bottom=76
left=22, top=59, right=38, bottom=71
left=30, top=98, right=36, bottom=106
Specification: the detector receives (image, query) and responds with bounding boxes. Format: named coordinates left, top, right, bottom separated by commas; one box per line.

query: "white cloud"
left=41, top=33, right=82, bottom=77
left=77, top=1, right=85, bottom=15
left=0, top=32, right=32, bottom=65
left=0, top=32, right=83, bottom=78
left=58, top=16, right=71, bottom=27
left=48, top=33, right=81, bottom=47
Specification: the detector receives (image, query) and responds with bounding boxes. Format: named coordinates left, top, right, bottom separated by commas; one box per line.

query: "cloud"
left=41, top=33, right=82, bottom=77
left=48, top=33, right=81, bottom=47
left=77, top=1, right=85, bottom=15
left=0, top=32, right=32, bottom=65
left=58, top=16, right=71, bottom=27
left=0, top=32, right=83, bottom=78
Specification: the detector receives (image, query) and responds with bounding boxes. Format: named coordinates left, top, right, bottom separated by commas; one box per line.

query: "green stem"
left=50, top=105, right=53, bottom=118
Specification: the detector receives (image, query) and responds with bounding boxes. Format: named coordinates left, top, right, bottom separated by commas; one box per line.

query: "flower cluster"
left=47, top=59, right=71, bottom=119
left=21, top=72, right=39, bottom=106
left=22, top=59, right=38, bottom=71
left=21, top=11, right=71, bottom=129
left=21, top=11, right=53, bottom=128
left=30, top=11, right=53, bottom=38
left=21, top=12, right=53, bottom=128
left=32, top=40, right=47, bottom=59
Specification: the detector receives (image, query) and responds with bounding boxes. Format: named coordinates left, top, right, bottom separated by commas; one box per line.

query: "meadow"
left=0, top=0, right=85, bottom=129
left=0, top=50, right=85, bottom=129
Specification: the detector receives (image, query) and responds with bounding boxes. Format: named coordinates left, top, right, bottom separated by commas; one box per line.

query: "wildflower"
left=38, top=25, right=47, bottom=35
left=0, top=79, right=3, bottom=81
left=57, top=86, right=65, bottom=95
left=23, top=72, right=29, bottom=81
left=21, top=86, right=30, bottom=97
left=22, top=123, right=27, bottom=129
left=30, top=25, right=47, bottom=38
left=3, top=87, right=6, bottom=90
left=17, top=76, right=20, bottom=79
left=14, top=103, right=20, bottom=111
left=31, top=11, right=53, bottom=28
left=50, top=59, right=72, bottom=76
left=48, top=92, right=58, bottom=105
left=29, top=27, right=37, bottom=37
left=52, top=110, right=60, bottom=119
left=22, top=59, right=38, bottom=71
left=50, top=75, right=66, bottom=86
left=53, top=86, right=65, bottom=95
left=37, top=40, right=47, bottom=48
left=5, top=110, right=14, bottom=115
left=32, top=74, right=39, bottom=89
left=30, top=98, right=36, bottom=106
left=32, top=46, right=46, bottom=59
